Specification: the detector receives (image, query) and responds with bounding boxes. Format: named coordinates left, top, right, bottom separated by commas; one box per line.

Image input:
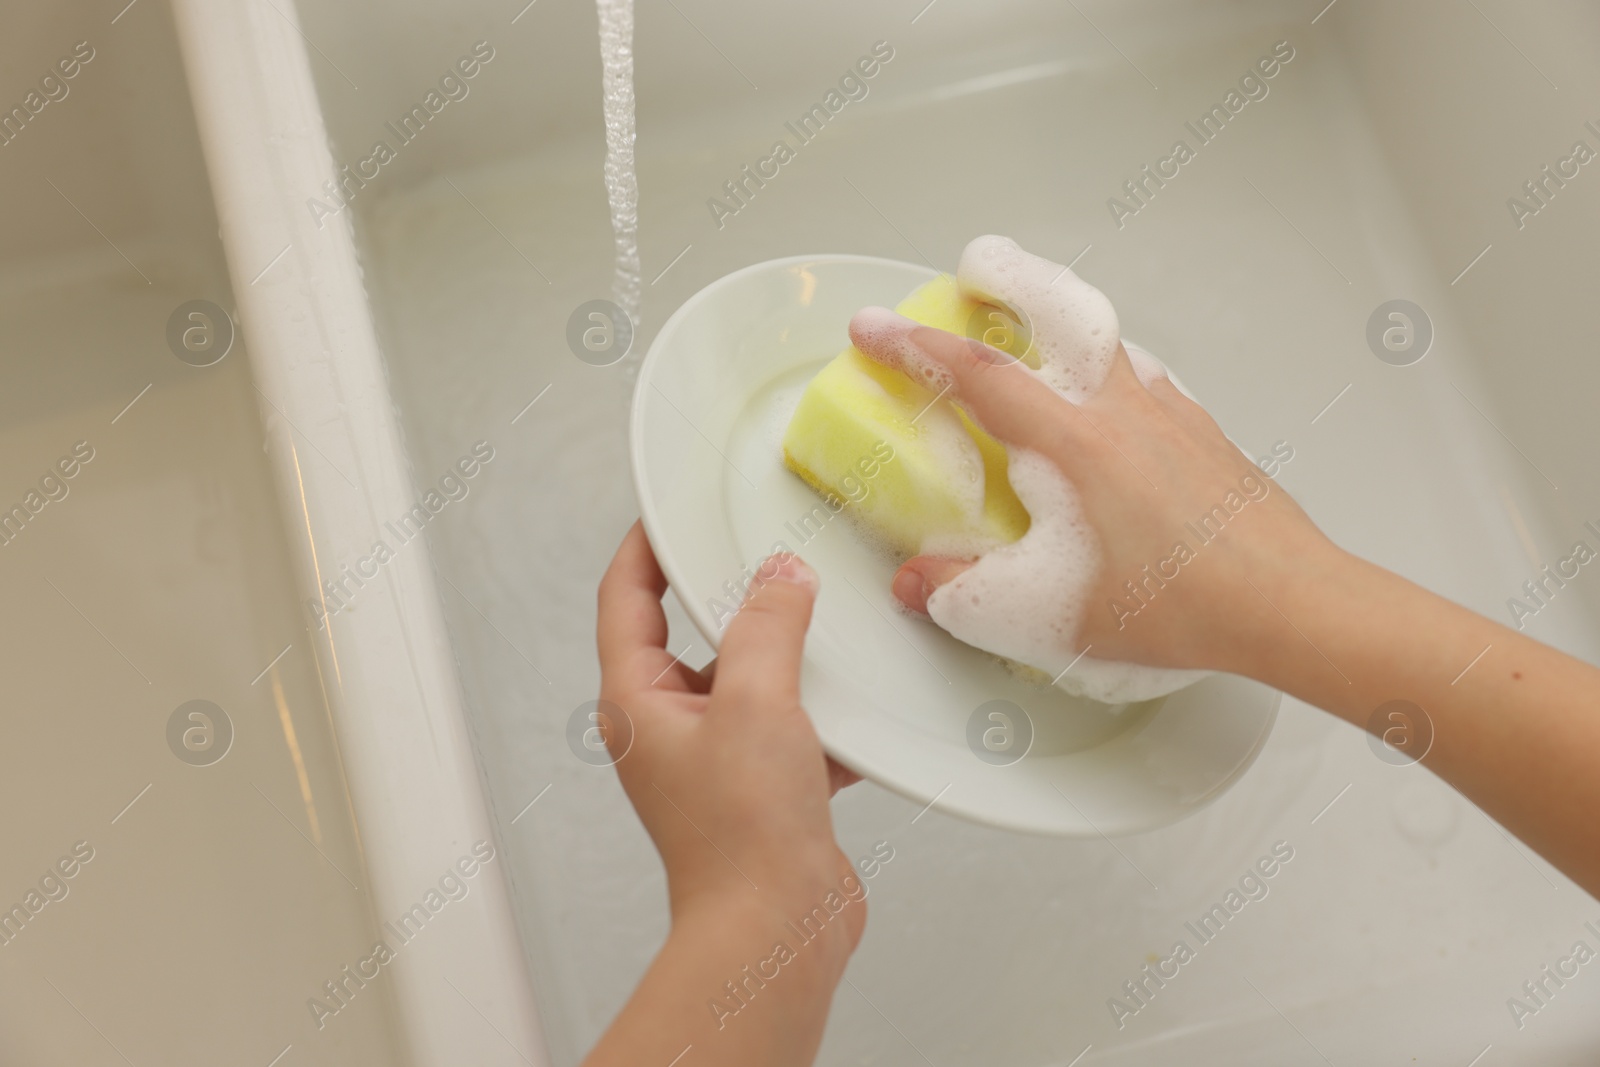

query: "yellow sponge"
left=781, top=275, right=1032, bottom=557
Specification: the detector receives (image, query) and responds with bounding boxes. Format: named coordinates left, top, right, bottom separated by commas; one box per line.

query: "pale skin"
left=586, top=314, right=1600, bottom=1067
left=590, top=538, right=862, bottom=1067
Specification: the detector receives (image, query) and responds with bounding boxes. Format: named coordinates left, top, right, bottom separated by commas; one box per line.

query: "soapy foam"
left=958, top=235, right=1120, bottom=403
left=848, top=306, right=958, bottom=395
left=924, top=447, right=1098, bottom=670
left=863, top=236, right=1209, bottom=704
left=919, top=403, right=988, bottom=530
left=843, top=311, right=999, bottom=554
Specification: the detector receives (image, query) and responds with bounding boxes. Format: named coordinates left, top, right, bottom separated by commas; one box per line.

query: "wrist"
left=1217, top=533, right=1360, bottom=683
left=669, top=891, right=856, bottom=1013
left=583, top=875, right=856, bottom=1067
left=670, top=872, right=864, bottom=987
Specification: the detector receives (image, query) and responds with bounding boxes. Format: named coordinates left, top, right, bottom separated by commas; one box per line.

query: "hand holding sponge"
left=781, top=273, right=1033, bottom=558
left=781, top=236, right=1210, bottom=705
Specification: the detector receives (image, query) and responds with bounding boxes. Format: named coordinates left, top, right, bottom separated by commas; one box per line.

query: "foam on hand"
left=786, top=235, right=1209, bottom=705
left=781, top=274, right=1032, bottom=558
left=958, top=235, right=1122, bottom=402
left=915, top=237, right=1208, bottom=704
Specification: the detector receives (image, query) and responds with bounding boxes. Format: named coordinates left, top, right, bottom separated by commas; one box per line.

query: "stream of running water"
left=596, top=0, right=642, bottom=373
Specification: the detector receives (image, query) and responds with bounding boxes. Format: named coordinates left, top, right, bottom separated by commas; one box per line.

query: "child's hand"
left=596, top=522, right=863, bottom=955
left=849, top=310, right=1332, bottom=679
left=587, top=524, right=864, bottom=1065
left=852, top=276, right=1600, bottom=900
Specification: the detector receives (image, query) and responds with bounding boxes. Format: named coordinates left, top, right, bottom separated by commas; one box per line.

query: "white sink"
left=3, top=1, right=1596, bottom=1065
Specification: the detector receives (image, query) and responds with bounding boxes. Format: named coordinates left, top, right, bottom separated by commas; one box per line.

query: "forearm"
left=582, top=899, right=848, bottom=1067
left=1236, top=544, right=1600, bottom=896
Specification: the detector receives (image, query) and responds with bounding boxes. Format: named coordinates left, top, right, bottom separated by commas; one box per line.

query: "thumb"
left=891, top=556, right=975, bottom=615
left=711, top=553, right=819, bottom=710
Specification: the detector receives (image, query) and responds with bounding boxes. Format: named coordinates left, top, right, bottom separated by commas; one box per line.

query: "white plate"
left=629, top=254, right=1279, bottom=836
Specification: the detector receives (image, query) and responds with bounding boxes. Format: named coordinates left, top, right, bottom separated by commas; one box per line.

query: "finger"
left=1119, top=341, right=1195, bottom=410
left=891, top=556, right=975, bottom=615
left=956, top=235, right=1122, bottom=397
left=1119, top=342, right=1171, bottom=392
left=849, top=307, right=1068, bottom=455
left=711, top=553, right=819, bottom=710
left=1081, top=342, right=1159, bottom=401
left=596, top=521, right=675, bottom=689
left=653, top=659, right=712, bottom=695
left=1112, top=343, right=1222, bottom=439
left=693, top=658, right=718, bottom=690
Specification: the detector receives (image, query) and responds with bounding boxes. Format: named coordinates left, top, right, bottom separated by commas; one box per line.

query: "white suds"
left=958, top=235, right=1120, bottom=403
left=867, top=236, right=1209, bottom=704
left=843, top=309, right=999, bottom=554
